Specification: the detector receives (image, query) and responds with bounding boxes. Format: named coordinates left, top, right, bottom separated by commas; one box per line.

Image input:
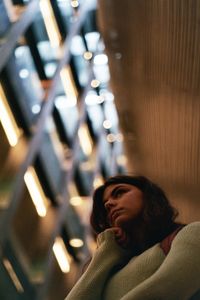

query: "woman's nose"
left=104, top=198, right=115, bottom=211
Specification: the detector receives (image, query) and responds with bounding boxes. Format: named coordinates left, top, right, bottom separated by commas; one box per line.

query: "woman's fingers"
left=111, top=227, right=130, bottom=248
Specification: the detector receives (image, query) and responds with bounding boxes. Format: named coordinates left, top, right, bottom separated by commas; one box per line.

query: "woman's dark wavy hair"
left=90, top=175, right=179, bottom=244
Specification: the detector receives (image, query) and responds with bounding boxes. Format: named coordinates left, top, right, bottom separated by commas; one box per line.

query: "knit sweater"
left=65, top=222, right=200, bottom=300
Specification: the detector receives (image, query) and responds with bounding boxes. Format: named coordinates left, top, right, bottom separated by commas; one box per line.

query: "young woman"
left=65, top=175, right=200, bottom=300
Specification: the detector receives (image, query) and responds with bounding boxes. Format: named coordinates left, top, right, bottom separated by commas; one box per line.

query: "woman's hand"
left=111, top=227, right=130, bottom=248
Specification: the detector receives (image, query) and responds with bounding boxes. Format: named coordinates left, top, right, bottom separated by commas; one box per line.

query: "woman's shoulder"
left=173, top=221, right=200, bottom=244
left=179, top=221, right=200, bottom=233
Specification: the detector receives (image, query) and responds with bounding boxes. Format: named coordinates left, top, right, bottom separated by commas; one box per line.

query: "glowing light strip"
left=53, top=237, right=71, bottom=273
left=3, top=259, right=24, bottom=293
left=24, top=167, right=49, bottom=217
left=78, top=124, right=93, bottom=156
left=69, top=238, right=84, bottom=248
left=39, top=0, right=61, bottom=48
left=0, top=84, right=21, bottom=147
left=70, top=196, right=83, bottom=206
left=60, top=67, right=78, bottom=107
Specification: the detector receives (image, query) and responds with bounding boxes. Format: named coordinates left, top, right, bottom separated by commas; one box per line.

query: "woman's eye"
left=114, top=189, right=125, bottom=197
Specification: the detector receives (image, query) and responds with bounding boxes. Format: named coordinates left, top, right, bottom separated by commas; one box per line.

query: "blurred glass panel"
left=85, top=90, right=104, bottom=134
left=45, top=117, right=66, bottom=165
left=55, top=96, right=79, bottom=144
left=0, top=1, right=10, bottom=37
left=84, top=32, right=100, bottom=53
left=14, top=45, right=44, bottom=117
left=74, top=136, right=96, bottom=196
left=1, top=53, right=42, bottom=131
left=93, top=53, right=110, bottom=84
left=53, top=70, right=80, bottom=145
left=70, top=35, right=90, bottom=87
left=29, top=9, right=60, bottom=79
left=0, top=243, right=36, bottom=300
left=56, top=0, right=75, bottom=32
left=99, top=134, right=113, bottom=177
left=11, top=178, right=58, bottom=283
left=0, top=83, right=27, bottom=212
left=37, top=41, right=58, bottom=78
left=103, top=99, right=119, bottom=133
left=38, top=117, right=67, bottom=201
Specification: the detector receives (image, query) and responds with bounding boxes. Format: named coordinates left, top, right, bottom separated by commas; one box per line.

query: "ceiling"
left=97, top=0, right=200, bottom=222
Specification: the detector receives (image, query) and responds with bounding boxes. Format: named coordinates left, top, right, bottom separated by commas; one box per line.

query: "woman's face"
left=103, top=183, right=144, bottom=229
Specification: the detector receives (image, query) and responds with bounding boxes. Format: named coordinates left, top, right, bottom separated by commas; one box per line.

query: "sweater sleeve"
left=64, top=229, right=130, bottom=300
left=121, top=222, right=200, bottom=300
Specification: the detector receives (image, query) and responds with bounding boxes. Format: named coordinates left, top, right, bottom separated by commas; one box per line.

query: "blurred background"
left=0, top=0, right=200, bottom=299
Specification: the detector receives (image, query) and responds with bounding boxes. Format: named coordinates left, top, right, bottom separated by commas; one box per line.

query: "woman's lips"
left=110, top=209, right=123, bottom=224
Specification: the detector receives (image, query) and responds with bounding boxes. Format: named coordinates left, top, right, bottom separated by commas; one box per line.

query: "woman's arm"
left=121, top=222, right=200, bottom=300
left=65, top=229, right=130, bottom=300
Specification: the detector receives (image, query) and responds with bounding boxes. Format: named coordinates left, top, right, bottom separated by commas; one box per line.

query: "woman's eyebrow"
left=103, top=185, right=126, bottom=203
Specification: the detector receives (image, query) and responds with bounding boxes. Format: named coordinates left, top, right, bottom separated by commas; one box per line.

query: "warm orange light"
left=39, top=0, right=61, bottom=48
left=83, top=51, right=93, bottom=60
left=0, top=84, right=21, bottom=147
left=78, top=124, right=93, bottom=156
left=91, top=79, right=100, bottom=88
left=69, top=238, right=84, bottom=248
left=71, top=0, right=79, bottom=8
left=60, top=67, right=78, bottom=107
left=103, top=119, right=112, bottom=129
left=106, top=133, right=116, bottom=143
left=53, top=237, right=72, bottom=273
left=24, top=167, right=49, bottom=217
left=3, top=259, right=24, bottom=293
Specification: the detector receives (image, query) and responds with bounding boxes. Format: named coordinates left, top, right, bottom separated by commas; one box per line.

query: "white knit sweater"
left=65, top=222, right=200, bottom=300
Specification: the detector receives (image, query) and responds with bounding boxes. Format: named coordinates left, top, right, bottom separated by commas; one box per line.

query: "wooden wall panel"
left=98, top=0, right=200, bottom=222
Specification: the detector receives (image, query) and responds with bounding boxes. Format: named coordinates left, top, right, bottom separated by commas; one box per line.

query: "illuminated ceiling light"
left=68, top=183, right=83, bottom=206
left=14, top=47, right=25, bottom=58
left=55, top=95, right=77, bottom=109
left=69, top=238, right=84, bottom=248
left=106, top=133, right=116, bottom=143
left=97, top=95, right=105, bottom=104
left=32, top=104, right=41, bottom=114
left=85, top=32, right=100, bottom=52
left=83, top=51, right=93, bottom=60
left=117, top=154, right=127, bottom=166
left=91, top=79, right=100, bottom=88
left=24, top=166, right=49, bottom=217
left=19, top=69, right=29, bottom=79
left=71, top=35, right=85, bottom=56
left=85, top=93, right=104, bottom=106
left=60, top=67, right=78, bottom=107
left=94, top=54, right=108, bottom=65
left=3, top=259, right=24, bottom=293
left=103, top=119, right=112, bottom=129
left=93, top=175, right=104, bottom=189
left=39, top=0, right=61, bottom=48
left=78, top=124, right=93, bottom=156
left=0, top=84, right=21, bottom=147
left=71, top=0, right=79, bottom=8
left=70, top=196, right=83, bottom=207
left=53, top=237, right=71, bottom=273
